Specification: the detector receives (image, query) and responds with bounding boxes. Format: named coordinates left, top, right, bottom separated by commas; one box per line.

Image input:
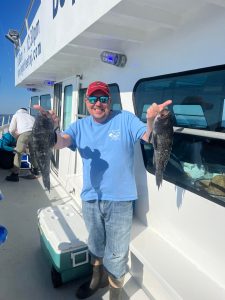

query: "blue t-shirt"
left=64, top=110, right=146, bottom=201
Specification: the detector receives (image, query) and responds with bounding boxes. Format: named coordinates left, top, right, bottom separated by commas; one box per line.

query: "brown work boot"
left=76, top=264, right=109, bottom=299
left=109, top=275, right=125, bottom=300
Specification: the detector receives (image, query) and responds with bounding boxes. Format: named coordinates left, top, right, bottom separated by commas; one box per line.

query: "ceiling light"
left=100, top=51, right=127, bottom=67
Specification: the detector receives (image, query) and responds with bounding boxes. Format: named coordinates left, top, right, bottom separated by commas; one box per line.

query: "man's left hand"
left=146, top=100, right=172, bottom=121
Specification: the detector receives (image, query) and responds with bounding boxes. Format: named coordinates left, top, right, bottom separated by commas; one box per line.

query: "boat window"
left=109, top=84, right=122, bottom=111
left=30, top=96, right=39, bottom=117
left=77, top=83, right=122, bottom=119
left=63, top=85, right=73, bottom=130
left=40, top=94, right=51, bottom=111
left=134, top=65, right=225, bottom=206
left=53, top=83, right=62, bottom=173
left=222, top=99, right=225, bottom=127
left=173, top=104, right=207, bottom=128
left=78, top=88, right=88, bottom=117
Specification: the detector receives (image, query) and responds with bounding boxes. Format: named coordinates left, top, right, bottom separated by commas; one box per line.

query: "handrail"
left=19, top=0, right=40, bottom=45
left=0, top=124, right=9, bottom=138
left=20, top=0, right=36, bottom=37
left=0, top=115, right=12, bottom=127
left=174, top=126, right=225, bottom=140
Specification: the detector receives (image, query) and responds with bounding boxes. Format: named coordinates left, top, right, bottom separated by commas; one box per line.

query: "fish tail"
left=42, top=174, right=50, bottom=192
left=156, top=172, right=163, bottom=189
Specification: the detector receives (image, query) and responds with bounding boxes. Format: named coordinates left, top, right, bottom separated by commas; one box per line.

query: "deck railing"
left=0, top=115, right=12, bottom=127
left=0, top=125, right=9, bottom=138
left=18, top=0, right=41, bottom=46
left=0, top=116, right=11, bottom=138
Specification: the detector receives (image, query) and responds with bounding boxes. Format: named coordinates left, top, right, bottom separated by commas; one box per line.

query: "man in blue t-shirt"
left=34, top=81, right=171, bottom=299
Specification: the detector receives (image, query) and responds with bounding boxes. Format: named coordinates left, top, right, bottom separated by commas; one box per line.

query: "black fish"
left=152, top=109, right=174, bottom=189
left=30, top=113, right=55, bottom=191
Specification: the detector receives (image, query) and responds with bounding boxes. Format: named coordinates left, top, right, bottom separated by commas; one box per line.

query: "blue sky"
left=0, top=1, right=33, bottom=114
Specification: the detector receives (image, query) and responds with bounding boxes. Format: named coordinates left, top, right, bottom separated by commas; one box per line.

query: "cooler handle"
left=71, top=249, right=89, bottom=267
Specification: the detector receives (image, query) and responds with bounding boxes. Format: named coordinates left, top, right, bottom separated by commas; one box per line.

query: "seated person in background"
left=5, top=108, right=39, bottom=182
left=0, top=132, right=16, bottom=169
left=0, top=132, right=16, bottom=152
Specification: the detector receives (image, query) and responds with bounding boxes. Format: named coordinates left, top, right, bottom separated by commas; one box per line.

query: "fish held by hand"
left=152, top=109, right=174, bottom=189
left=30, top=112, right=56, bottom=192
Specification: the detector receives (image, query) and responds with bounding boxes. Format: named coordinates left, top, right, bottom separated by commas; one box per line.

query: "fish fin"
left=152, top=134, right=158, bottom=150
left=42, top=173, right=50, bottom=192
left=156, top=172, right=163, bottom=189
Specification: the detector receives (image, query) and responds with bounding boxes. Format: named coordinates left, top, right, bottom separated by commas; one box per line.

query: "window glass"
left=30, top=96, right=39, bottom=117
left=40, top=94, right=51, bottom=111
left=78, top=83, right=122, bottom=118
left=78, top=88, right=88, bottom=117
left=109, top=84, right=122, bottom=111
left=134, top=66, right=225, bottom=205
left=52, top=83, right=62, bottom=172
left=173, top=104, right=207, bottom=128
left=222, top=99, right=225, bottom=127
left=63, top=85, right=73, bottom=130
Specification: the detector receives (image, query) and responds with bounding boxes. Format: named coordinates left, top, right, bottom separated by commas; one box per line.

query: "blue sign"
left=53, top=0, right=76, bottom=19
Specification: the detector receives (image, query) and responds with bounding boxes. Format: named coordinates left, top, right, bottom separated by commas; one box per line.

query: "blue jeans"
left=82, top=200, right=133, bottom=279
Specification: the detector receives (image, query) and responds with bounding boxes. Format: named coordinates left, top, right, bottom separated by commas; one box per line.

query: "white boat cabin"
left=10, top=0, right=225, bottom=299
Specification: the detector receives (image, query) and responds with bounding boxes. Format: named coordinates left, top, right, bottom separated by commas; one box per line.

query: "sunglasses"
left=87, top=96, right=110, bottom=104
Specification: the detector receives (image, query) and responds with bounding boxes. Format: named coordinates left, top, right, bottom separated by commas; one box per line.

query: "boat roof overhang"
left=16, top=0, right=225, bottom=89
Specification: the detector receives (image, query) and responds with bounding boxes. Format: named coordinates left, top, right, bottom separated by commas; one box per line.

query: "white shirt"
left=9, top=109, right=35, bottom=135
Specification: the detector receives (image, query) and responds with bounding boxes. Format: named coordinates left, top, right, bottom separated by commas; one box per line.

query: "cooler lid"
left=37, top=204, right=88, bottom=253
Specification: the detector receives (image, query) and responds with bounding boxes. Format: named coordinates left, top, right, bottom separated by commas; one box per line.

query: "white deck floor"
left=0, top=168, right=111, bottom=300
left=0, top=166, right=149, bottom=300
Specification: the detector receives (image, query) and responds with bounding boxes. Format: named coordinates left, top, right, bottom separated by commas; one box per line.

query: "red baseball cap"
left=86, top=81, right=110, bottom=97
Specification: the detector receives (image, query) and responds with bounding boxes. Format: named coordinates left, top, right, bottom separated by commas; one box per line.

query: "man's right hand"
left=33, top=105, right=60, bottom=129
left=33, top=105, right=72, bottom=149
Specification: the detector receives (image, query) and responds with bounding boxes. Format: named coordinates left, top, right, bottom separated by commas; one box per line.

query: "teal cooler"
left=37, top=204, right=92, bottom=288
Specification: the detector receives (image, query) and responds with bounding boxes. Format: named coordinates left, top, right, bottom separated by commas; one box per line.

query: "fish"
left=30, top=112, right=55, bottom=191
left=151, top=109, right=174, bottom=189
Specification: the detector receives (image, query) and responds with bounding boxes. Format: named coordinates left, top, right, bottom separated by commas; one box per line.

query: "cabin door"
left=54, top=77, right=82, bottom=207
left=52, top=82, right=62, bottom=175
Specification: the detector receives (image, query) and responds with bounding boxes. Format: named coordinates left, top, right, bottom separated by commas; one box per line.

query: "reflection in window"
left=63, top=85, right=73, bottom=130
left=30, top=96, right=39, bottom=117
left=222, top=99, right=225, bottom=127
left=173, top=105, right=207, bottom=128
left=40, top=94, right=51, bottom=111
left=134, top=66, right=225, bottom=205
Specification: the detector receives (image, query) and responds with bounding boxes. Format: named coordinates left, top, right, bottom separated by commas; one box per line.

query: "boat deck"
left=0, top=168, right=112, bottom=300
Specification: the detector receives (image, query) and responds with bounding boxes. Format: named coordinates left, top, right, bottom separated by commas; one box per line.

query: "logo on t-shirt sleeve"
left=108, top=130, right=120, bottom=141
